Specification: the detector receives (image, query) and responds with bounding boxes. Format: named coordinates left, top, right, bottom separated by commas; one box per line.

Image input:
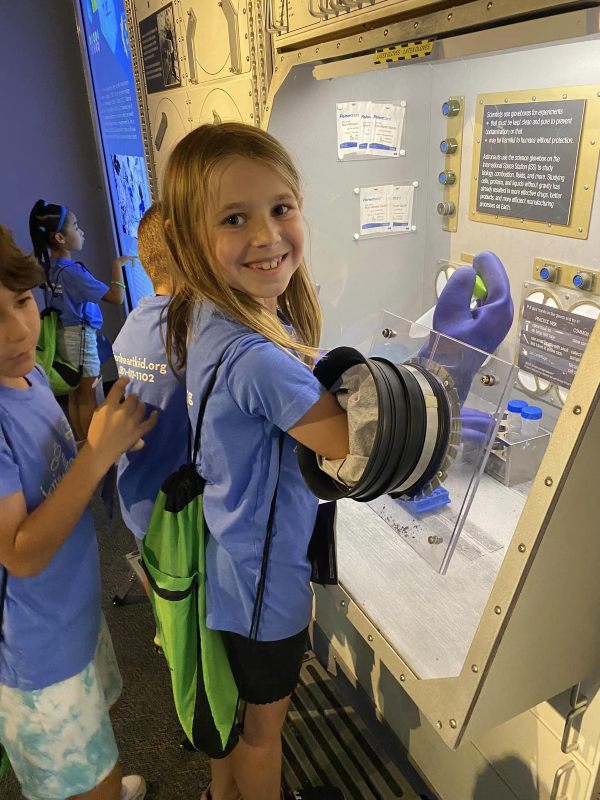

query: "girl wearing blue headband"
left=29, top=199, right=132, bottom=439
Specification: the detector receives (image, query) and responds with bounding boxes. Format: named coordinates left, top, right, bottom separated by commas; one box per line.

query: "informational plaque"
left=470, top=87, right=600, bottom=239
left=518, top=300, right=596, bottom=389
left=476, top=100, right=585, bottom=225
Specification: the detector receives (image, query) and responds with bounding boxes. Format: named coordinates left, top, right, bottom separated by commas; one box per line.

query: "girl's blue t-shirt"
left=0, top=368, right=100, bottom=690
left=187, top=303, right=325, bottom=641
left=45, top=257, right=108, bottom=329
left=114, top=294, right=188, bottom=539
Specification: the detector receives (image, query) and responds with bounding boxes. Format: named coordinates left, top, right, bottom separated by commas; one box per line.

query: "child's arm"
left=0, top=378, right=157, bottom=578
left=288, top=392, right=349, bottom=461
left=102, top=256, right=133, bottom=304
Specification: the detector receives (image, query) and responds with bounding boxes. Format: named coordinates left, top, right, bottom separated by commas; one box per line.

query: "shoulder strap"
left=189, top=334, right=247, bottom=466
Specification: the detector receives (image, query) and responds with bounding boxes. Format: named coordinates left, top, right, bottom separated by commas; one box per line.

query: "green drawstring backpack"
left=141, top=339, right=279, bottom=757
left=35, top=265, right=83, bottom=396
left=35, top=308, right=82, bottom=396
left=142, top=341, right=283, bottom=756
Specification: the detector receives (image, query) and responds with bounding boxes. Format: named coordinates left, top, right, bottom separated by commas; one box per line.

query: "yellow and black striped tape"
left=373, top=38, right=435, bottom=65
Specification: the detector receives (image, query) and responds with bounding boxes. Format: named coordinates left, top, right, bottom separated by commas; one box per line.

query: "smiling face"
left=0, top=285, right=40, bottom=386
left=209, top=157, right=304, bottom=312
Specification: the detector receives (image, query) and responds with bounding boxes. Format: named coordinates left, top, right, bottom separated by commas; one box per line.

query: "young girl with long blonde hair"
left=162, top=123, right=348, bottom=800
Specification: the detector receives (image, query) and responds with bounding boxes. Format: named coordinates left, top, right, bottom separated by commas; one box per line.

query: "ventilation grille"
left=283, top=654, right=418, bottom=799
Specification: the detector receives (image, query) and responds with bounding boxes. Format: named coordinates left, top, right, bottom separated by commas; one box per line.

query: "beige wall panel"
left=146, top=91, right=192, bottom=191
left=187, top=73, right=256, bottom=127
left=183, top=0, right=251, bottom=83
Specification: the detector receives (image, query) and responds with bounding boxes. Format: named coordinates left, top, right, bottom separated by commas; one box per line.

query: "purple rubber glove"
left=432, top=251, right=514, bottom=352
left=460, top=407, right=495, bottom=448
left=422, top=251, right=514, bottom=403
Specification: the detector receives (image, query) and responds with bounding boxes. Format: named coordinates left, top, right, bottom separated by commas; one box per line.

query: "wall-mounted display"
left=79, top=0, right=153, bottom=306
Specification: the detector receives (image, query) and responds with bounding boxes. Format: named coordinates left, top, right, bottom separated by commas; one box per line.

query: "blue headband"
left=56, top=206, right=67, bottom=233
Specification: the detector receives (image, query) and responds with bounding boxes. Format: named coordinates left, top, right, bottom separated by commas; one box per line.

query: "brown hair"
left=137, top=202, right=173, bottom=290
left=162, top=122, right=321, bottom=370
left=0, top=224, right=45, bottom=292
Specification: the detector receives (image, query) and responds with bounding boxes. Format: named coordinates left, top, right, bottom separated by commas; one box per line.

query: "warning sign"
left=373, top=39, right=434, bottom=65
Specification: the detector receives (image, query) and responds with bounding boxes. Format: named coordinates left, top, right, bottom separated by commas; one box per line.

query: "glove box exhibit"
left=125, top=2, right=600, bottom=795
left=263, top=8, right=600, bottom=767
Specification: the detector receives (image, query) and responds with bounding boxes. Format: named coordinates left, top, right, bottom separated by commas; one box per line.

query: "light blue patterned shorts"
left=57, top=324, right=101, bottom=377
left=0, top=616, right=122, bottom=800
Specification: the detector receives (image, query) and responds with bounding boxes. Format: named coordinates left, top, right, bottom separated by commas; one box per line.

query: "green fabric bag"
left=0, top=745, right=10, bottom=780
left=35, top=307, right=81, bottom=396
left=141, top=464, right=239, bottom=757
left=141, top=346, right=244, bottom=758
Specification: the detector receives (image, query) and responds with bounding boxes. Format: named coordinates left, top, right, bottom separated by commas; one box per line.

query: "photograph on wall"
left=111, top=154, right=152, bottom=238
left=157, top=4, right=180, bottom=87
left=139, top=3, right=182, bottom=94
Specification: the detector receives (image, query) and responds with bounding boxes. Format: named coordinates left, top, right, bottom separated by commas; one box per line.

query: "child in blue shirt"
left=161, top=123, right=350, bottom=800
left=114, top=202, right=186, bottom=553
left=29, top=199, right=132, bottom=440
left=0, top=225, right=156, bottom=800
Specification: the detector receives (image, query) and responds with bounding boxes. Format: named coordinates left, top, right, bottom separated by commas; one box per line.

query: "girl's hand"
left=85, top=378, right=158, bottom=474
left=114, top=255, right=134, bottom=268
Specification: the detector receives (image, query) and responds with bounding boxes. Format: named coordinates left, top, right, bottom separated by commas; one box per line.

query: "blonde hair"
left=137, top=202, right=173, bottom=289
left=162, top=123, right=321, bottom=370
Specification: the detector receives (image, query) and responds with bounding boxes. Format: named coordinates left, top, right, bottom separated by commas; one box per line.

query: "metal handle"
left=265, top=0, right=288, bottom=33
left=220, top=0, right=242, bottom=73
left=308, top=0, right=329, bottom=17
left=549, top=760, right=575, bottom=800
left=185, top=8, right=198, bottom=84
left=561, top=683, right=588, bottom=754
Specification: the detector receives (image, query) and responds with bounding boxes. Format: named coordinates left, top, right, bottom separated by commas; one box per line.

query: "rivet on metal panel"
left=316, top=47, right=320, bottom=53
left=584, top=185, right=590, bottom=190
left=298, top=52, right=302, bottom=58
left=545, top=476, right=553, bottom=486
left=449, top=719, right=457, bottom=728
left=518, top=544, right=526, bottom=553
left=563, top=94, right=567, bottom=99
left=592, top=140, right=597, bottom=146
left=471, top=665, right=479, bottom=673
left=479, top=100, right=483, bottom=105
left=520, top=219, right=525, bottom=223
left=447, top=12, right=452, bottom=19
left=400, top=674, right=406, bottom=682
left=436, top=721, right=443, bottom=729
left=340, top=600, right=346, bottom=607
left=504, top=98, right=508, bottom=103
left=359, top=36, right=363, bottom=42
left=494, top=606, right=502, bottom=615
left=246, top=56, right=250, bottom=61
left=413, top=21, right=419, bottom=29
left=486, top=1, right=493, bottom=8
left=337, top=42, right=340, bottom=48
left=367, top=635, right=373, bottom=642
left=578, top=227, right=583, bottom=232
left=573, top=406, right=582, bottom=415
left=384, top=29, right=388, bottom=36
